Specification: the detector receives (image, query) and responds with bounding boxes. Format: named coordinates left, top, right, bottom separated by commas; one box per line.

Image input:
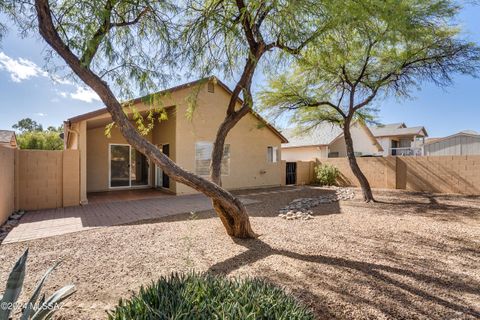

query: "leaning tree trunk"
left=343, top=122, right=375, bottom=202
left=35, top=0, right=256, bottom=238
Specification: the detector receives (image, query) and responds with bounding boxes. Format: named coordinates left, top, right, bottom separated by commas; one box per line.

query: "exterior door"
left=162, top=144, right=170, bottom=188
left=286, top=162, right=297, bottom=185
left=155, top=144, right=170, bottom=189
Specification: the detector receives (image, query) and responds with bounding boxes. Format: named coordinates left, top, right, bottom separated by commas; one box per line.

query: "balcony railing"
left=390, top=147, right=423, bottom=156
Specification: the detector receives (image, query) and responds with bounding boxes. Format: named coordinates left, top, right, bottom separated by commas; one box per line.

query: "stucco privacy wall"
left=316, top=156, right=480, bottom=195
left=0, top=146, right=15, bottom=224
left=15, top=150, right=80, bottom=210
left=319, top=157, right=396, bottom=189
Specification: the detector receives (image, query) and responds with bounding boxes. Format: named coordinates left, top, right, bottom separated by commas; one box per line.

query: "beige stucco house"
left=64, top=77, right=287, bottom=204
left=370, top=123, right=428, bottom=156
left=281, top=122, right=383, bottom=161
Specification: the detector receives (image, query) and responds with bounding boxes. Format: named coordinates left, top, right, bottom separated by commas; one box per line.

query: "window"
left=195, top=142, right=230, bottom=176
left=267, top=146, right=278, bottom=163
left=328, top=152, right=339, bottom=158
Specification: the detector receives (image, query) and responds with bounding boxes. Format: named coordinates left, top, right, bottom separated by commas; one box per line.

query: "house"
left=0, top=130, right=17, bottom=148
left=370, top=123, right=428, bottom=156
left=281, top=122, right=383, bottom=161
left=423, top=130, right=480, bottom=155
left=64, top=77, right=287, bottom=204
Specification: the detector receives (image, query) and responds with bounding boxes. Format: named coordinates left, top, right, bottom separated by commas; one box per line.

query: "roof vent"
left=207, top=81, right=215, bottom=93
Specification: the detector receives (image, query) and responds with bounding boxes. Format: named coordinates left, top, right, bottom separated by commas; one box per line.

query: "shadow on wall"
left=396, top=158, right=480, bottom=194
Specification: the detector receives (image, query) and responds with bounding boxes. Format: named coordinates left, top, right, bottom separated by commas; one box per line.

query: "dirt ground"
left=0, top=187, right=479, bottom=320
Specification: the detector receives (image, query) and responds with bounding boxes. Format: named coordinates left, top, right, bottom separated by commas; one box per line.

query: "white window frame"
left=195, top=141, right=230, bottom=176
left=267, top=146, right=278, bottom=163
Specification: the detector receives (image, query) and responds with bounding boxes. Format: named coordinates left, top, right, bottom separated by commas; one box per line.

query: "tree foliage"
left=12, top=118, right=44, bottom=132
left=259, top=0, right=479, bottom=129
left=259, top=0, right=480, bottom=201
left=15, top=122, right=63, bottom=150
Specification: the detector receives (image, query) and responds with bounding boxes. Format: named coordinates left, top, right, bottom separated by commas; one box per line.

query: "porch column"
left=79, top=121, right=88, bottom=204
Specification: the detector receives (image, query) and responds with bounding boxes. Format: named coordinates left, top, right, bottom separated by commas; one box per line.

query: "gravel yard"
left=0, top=187, right=479, bottom=319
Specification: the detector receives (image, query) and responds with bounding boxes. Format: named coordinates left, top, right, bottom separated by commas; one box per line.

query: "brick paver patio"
left=3, top=194, right=259, bottom=244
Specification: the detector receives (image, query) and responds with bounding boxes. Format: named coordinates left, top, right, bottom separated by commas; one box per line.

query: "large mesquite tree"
left=9, top=0, right=327, bottom=238
left=180, top=0, right=329, bottom=218
left=259, top=0, right=480, bottom=202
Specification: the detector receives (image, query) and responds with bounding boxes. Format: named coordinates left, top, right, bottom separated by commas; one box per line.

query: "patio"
left=2, top=192, right=259, bottom=244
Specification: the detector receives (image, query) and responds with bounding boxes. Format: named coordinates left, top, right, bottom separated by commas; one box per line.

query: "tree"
left=17, top=130, right=63, bottom=150
left=181, top=0, right=327, bottom=224
left=259, top=0, right=480, bottom=202
left=6, top=0, right=330, bottom=238
left=21, top=0, right=264, bottom=237
left=12, top=118, right=43, bottom=132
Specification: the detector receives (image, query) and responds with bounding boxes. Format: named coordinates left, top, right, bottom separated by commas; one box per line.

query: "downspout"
left=64, top=120, right=80, bottom=149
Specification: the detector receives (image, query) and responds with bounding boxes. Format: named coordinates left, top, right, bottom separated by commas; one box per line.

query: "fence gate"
left=286, top=162, right=297, bottom=185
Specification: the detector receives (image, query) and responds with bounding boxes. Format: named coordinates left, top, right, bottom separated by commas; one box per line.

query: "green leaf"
left=30, top=285, right=76, bottom=320
left=0, top=248, right=28, bottom=320
left=20, top=261, right=60, bottom=320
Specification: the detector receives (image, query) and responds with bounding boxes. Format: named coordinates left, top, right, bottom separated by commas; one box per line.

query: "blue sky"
left=0, top=4, right=479, bottom=138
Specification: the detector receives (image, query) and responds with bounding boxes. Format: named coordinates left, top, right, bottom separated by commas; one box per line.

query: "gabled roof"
left=67, top=76, right=288, bottom=143
left=0, top=130, right=15, bottom=144
left=282, top=121, right=383, bottom=152
left=370, top=123, right=428, bottom=137
left=281, top=123, right=343, bottom=148
left=424, top=130, right=480, bottom=145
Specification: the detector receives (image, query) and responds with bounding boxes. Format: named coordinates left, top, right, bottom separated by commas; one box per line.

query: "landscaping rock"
left=278, top=187, right=355, bottom=220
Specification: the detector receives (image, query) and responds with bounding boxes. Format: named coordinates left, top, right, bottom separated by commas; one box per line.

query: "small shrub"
left=315, top=163, right=339, bottom=186
left=108, top=272, right=314, bottom=320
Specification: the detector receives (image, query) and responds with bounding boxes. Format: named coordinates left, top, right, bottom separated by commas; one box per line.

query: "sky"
left=0, top=4, right=479, bottom=138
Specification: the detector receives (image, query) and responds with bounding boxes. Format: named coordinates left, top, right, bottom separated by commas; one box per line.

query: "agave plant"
left=0, top=249, right=75, bottom=320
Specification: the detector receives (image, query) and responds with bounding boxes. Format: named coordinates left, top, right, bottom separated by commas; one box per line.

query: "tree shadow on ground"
left=354, top=192, right=480, bottom=221
left=207, top=238, right=480, bottom=319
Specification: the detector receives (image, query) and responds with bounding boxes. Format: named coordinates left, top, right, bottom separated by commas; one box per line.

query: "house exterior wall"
left=70, top=81, right=284, bottom=196
left=0, top=146, right=15, bottom=225
left=328, top=123, right=380, bottom=157
left=424, top=135, right=480, bottom=156
left=174, top=83, right=283, bottom=195
left=281, top=146, right=328, bottom=161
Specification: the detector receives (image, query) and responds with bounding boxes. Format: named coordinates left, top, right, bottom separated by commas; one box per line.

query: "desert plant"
left=315, top=164, right=339, bottom=186
left=0, top=249, right=75, bottom=320
left=108, top=272, right=314, bottom=320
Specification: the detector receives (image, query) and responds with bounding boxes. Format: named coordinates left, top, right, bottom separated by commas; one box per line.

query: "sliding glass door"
left=110, top=144, right=149, bottom=188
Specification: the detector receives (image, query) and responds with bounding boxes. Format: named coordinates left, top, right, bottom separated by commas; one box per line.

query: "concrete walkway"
left=3, top=194, right=258, bottom=244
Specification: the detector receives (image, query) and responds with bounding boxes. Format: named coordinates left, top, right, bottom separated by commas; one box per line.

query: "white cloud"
left=0, top=52, right=47, bottom=82
left=0, top=52, right=101, bottom=104
left=35, top=112, right=47, bottom=116
left=69, top=86, right=101, bottom=103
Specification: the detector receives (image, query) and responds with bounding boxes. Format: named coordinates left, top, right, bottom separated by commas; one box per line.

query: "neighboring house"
left=64, top=77, right=287, bottom=204
left=370, top=123, right=428, bottom=156
left=281, top=122, right=383, bottom=161
left=423, top=130, right=480, bottom=155
left=0, top=130, right=17, bottom=148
